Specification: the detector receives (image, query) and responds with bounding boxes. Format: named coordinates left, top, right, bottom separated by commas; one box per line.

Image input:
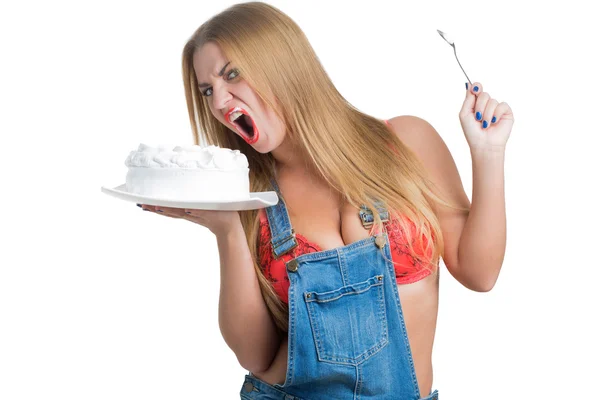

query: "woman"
left=139, top=2, right=512, bottom=399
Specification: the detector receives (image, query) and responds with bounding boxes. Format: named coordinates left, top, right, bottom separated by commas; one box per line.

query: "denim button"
left=375, top=235, right=386, bottom=249
left=243, top=382, right=254, bottom=392
left=287, top=259, right=299, bottom=272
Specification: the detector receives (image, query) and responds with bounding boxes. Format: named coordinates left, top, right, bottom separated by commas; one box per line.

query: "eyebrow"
left=198, top=62, right=231, bottom=88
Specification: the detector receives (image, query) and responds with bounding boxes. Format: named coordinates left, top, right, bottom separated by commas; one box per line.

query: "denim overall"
left=240, top=178, right=439, bottom=400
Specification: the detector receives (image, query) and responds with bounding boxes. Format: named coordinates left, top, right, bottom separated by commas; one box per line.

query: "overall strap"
left=265, top=177, right=298, bottom=258
left=358, top=200, right=390, bottom=229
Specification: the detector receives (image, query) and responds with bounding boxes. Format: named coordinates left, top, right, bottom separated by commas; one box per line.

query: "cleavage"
left=283, top=185, right=371, bottom=252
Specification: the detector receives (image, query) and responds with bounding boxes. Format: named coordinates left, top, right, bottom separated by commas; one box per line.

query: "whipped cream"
left=124, top=143, right=249, bottom=170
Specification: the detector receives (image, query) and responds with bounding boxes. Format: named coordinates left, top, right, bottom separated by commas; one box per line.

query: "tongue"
left=242, top=114, right=254, bottom=136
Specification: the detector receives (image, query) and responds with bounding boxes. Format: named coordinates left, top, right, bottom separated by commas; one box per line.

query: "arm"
left=458, top=147, right=506, bottom=291
left=216, top=220, right=282, bottom=372
left=388, top=115, right=506, bottom=292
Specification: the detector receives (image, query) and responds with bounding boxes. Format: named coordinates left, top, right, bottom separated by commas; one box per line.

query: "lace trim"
left=258, top=213, right=432, bottom=293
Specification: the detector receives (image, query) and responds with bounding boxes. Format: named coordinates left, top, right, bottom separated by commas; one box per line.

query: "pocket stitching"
left=305, top=275, right=389, bottom=365
left=305, top=275, right=383, bottom=303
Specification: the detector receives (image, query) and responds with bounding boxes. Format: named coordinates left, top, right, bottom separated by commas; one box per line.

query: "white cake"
left=124, top=143, right=250, bottom=201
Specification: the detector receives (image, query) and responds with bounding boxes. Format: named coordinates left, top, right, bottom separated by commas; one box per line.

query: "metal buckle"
left=359, top=205, right=389, bottom=229
left=272, top=228, right=296, bottom=246
left=272, top=230, right=298, bottom=259
left=359, top=208, right=373, bottom=229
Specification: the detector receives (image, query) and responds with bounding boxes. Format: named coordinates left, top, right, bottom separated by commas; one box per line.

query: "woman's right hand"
left=137, top=204, right=242, bottom=237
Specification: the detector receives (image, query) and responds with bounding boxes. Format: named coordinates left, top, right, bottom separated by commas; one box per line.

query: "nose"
left=211, top=81, right=233, bottom=111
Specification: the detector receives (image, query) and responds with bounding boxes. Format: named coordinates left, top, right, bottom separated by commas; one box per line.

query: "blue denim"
left=240, top=178, right=439, bottom=399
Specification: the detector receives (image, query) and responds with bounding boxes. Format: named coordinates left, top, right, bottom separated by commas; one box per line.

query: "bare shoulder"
left=386, top=115, right=463, bottom=189
left=385, top=115, right=470, bottom=272
left=387, top=115, right=450, bottom=163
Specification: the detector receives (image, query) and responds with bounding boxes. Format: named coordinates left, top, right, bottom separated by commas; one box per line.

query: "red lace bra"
left=257, top=119, right=434, bottom=304
left=257, top=208, right=434, bottom=304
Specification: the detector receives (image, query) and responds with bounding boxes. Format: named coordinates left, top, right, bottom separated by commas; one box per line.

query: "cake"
left=124, top=143, right=250, bottom=201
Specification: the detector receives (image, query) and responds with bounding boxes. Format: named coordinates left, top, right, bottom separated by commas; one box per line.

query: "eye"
left=227, top=68, right=240, bottom=80
left=201, top=68, right=240, bottom=97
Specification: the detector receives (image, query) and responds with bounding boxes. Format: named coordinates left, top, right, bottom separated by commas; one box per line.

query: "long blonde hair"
left=182, top=2, right=469, bottom=333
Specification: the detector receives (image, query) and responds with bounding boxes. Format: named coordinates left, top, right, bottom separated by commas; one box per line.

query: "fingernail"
left=136, top=204, right=142, bottom=208
left=465, top=82, right=468, bottom=90
left=482, top=120, right=488, bottom=129
left=473, top=86, right=479, bottom=92
left=476, top=111, right=482, bottom=121
left=185, top=211, right=191, bottom=214
left=156, top=209, right=163, bottom=213
left=491, top=116, right=497, bottom=123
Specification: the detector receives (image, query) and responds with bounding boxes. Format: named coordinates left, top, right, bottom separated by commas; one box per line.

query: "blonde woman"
left=139, top=2, right=513, bottom=399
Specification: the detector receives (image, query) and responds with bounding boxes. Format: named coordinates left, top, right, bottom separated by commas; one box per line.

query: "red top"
left=257, top=120, right=433, bottom=304
left=258, top=210, right=433, bottom=304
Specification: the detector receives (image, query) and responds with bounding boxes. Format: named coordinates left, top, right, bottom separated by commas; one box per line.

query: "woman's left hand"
left=459, top=82, right=514, bottom=152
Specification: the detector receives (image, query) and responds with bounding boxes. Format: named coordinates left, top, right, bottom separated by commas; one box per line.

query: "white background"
left=1, top=0, right=598, bottom=399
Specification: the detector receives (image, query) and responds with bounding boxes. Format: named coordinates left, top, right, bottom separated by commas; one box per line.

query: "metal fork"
left=437, top=29, right=472, bottom=85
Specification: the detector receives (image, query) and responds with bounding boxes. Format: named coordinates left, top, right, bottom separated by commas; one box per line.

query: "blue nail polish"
left=465, top=82, right=468, bottom=90
left=473, top=86, right=479, bottom=92
left=136, top=203, right=142, bottom=208
left=157, top=209, right=163, bottom=213
left=476, top=111, right=482, bottom=121
left=483, top=120, right=488, bottom=129
left=491, top=116, right=497, bottom=123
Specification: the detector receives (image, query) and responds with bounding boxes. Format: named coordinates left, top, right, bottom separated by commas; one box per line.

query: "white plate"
left=101, top=184, right=279, bottom=211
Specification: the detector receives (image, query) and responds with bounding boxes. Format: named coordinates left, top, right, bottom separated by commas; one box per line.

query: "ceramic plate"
left=101, top=184, right=278, bottom=211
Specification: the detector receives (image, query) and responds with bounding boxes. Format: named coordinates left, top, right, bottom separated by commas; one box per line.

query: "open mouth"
left=226, top=107, right=259, bottom=144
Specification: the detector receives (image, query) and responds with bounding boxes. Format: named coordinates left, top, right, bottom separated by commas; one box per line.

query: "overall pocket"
left=304, top=274, right=388, bottom=365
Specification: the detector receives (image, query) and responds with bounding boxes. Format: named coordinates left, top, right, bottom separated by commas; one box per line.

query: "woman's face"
left=192, top=42, right=287, bottom=153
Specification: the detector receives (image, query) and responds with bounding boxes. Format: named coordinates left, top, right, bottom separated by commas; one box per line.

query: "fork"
left=437, top=29, right=472, bottom=85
